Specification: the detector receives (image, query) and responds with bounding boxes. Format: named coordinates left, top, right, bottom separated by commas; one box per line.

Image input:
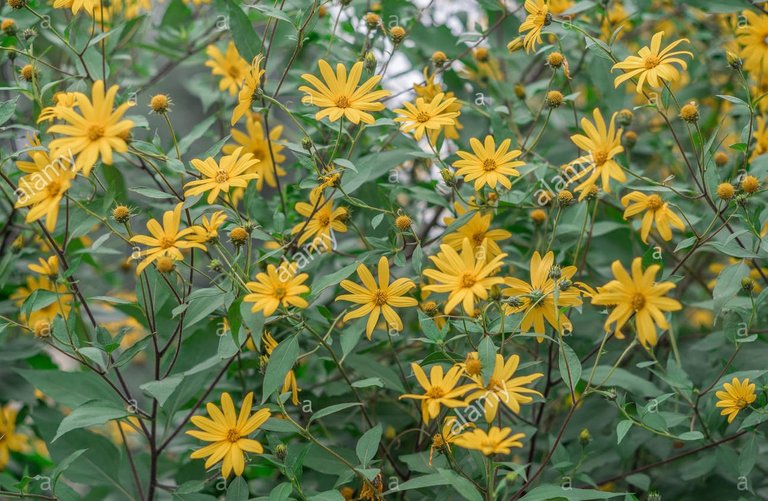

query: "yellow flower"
left=394, top=92, right=460, bottom=143
left=423, top=238, right=506, bottom=316
left=291, top=191, right=348, bottom=248
left=184, top=147, right=260, bottom=203
left=205, top=42, right=249, bottom=96
left=519, top=0, right=550, bottom=53
left=28, top=255, right=59, bottom=276
left=611, top=31, right=692, bottom=93
left=14, top=160, right=77, bottom=232
left=129, top=203, right=207, bottom=274
left=413, top=68, right=463, bottom=140
left=223, top=117, right=286, bottom=192
left=715, top=377, right=757, bottom=424
left=591, top=258, right=682, bottom=348
left=738, top=11, right=768, bottom=75
left=548, top=0, right=574, bottom=15
left=398, top=363, right=471, bottom=423
left=429, top=416, right=473, bottom=465
left=12, top=275, right=72, bottom=321
left=37, top=92, right=78, bottom=123
left=299, top=60, right=390, bottom=124
left=621, top=191, right=685, bottom=243
left=569, top=108, right=625, bottom=200
left=336, top=256, right=418, bottom=338
left=465, top=353, right=543, bottom=422
left=189, top=211, right=227, bottom=243
left=232, top=55, right=265, bottom=125
left=243, top=262, right=310, bottom=316
left=453, top=135, right=524, bottom=191
left=442, top=203, right=511, bottom=259
left=751, top=116, right=768, bottom=160
left=454, top=426, right=525, bottom=456
left=187, top=392, right=270, bottom=478
left=503, top=251, right=589, bottom=339
left=0, top=405, right=30, bottom=470
left=52, top=0, right=96, bottom=14
left=47, top=80, right=134, bottom=176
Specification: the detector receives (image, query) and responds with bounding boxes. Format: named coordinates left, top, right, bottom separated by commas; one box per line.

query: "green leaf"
left=309, top=263, right=358, bottom=299
left=226, top=476, right=249, bottom=501
left=518, top=485, right=626, bottom=500
left=584, top=367, right=661, bottom=397
left=309, top=402, right=362, bottom=423
left=50, top=449, right=87, bottom=487
left=53, top=400, right=130, bottom=441
left=355, top=424, right=382, bottom=466
left=558, top=341, right=582, bottom=393
left=677, top=431, right=704, bottom=441
left=177, top=115, right=216, bottom=155
left=0, top=96, right=18, bottom=126
left=140, top=375, right=184, bottom=407
left=713, top=262, right=749, bottom=315
left=227, top=0, right=261, bottom=62
left=267, top=482, right=293, bottom=501
left=738, top=433, right=758, bottom=476
left=478, top=336, right=496, bottom=387
left=616, top=420, right=632, bottom=444
left=262, top=335, right=299, bottom=403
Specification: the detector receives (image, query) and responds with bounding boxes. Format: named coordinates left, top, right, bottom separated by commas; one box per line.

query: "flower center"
left=317, top=213, right=330, bottom=226
left=461, top=273, right=476, bottom=288
left=464, top=357, right=482, bottom=376
left=227, top=66, right=242, bottom=79
left=646, top=194, right=664, bottom=210
left=373, top=289, right=389, bottom=306
left=482, top=158, right=497, bottom=171
left=274, top=286, right=287, bottom=299
left=593, top=150, right=608, bottom=166
left=471, top=231, right=485, bottom=245
left=736, top=397, right=748, bottom=408
left=426, top=387, right=445, bottom=398
left=215, top=170, right=229, bottom=183
left=528, top=289, right=545, bottom=305
left=159, top=236, right=175, bottom=249
left=46, top=181, right=62, bottom=197
left=488, top=378, right=503, bottom=391
left=644, top=55, right=661, bottom=69
left=87, top=124, right=105, bottom=141
left=335, top=95, right=351, bottom=108
left=416, top=111, right=432, bottom=123
left=631, top=293, right=646, bottom=311
left=226, top=429, right=241, bottom=443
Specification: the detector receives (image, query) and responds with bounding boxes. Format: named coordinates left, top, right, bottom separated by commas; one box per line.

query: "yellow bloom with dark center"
left=184, top=147, right=260, bottom=203
left=0, top=405, right=30, bottom=470
left=465, top=353, right=543, bottom=422
left=394, top=92, right=460, bottom=142
left=299, top=60, right=390, bottom=124
left=187, top=392, right=270, bottom=478
left=398, top=363, right=471, bottom=423
left=291, top=191, right=348, bottom=249
left=519, top=0, right=550, bottom=53
left=591, top=258, right=682, bottom=348
left=569, top=108, right=625, bottom=200
left=422, top=238, right=506, bottom=316
left=14, top=160, right=77, bottom=232
left=612, top=31, right=692, bottom=93
left=442, top=202, right=511, bottom=258
left=189, top=211, right=227, bottom=243
left=232, top=55, right=265, bottom=125
left=336, top=256, right=418, bottom=338
left=130, top=203, right=207, bottom=274
left=47, top=80, right=134, bottom=176
left=737, top=11, right=768, bottom=76
left=413, top=68, right=463, bottom=140
left=454, top=426, right=525, bottom=456
left=503, top=251, right=588, bottom=340
left=223, top=117, right=286, bottom=192
left=715, top=377, right=756, bottom=424
left=205, top=42, right=249, bottom=97
left=453, top=135, right=524, bottom=191
left=243, top=262, right=310, bottom=316
left=621, top=191, right=685, bottom=243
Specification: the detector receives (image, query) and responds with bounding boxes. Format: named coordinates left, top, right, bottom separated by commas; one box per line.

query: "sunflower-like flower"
left=336, top=256, right=418, bottom=338
left=187, top=392, right=270, bottom=478
left=591, top=257, right=682, bottom=348
left=715, top=377, right=757, bottom=424
left=223, top=116, right=286, bottom=192
left=621, top=191, right=685, bottom=243
left=189, top=211, right=227, bottom=244
left=568, top=108, right=625, bottom=200
left=232, top=55, right=265, bottom=125
left=14, top=160, right=77, bottom=232
left=398, top=363, right=471, bottom=423
left=503, top=251, right=590, bottom=340
left=299, top=60, right=390, bottom=124
left=453, top=135, right=524, bottom=191
left=205, top=41, right=250, bottom=96
left=442, top=202, right=511, bottom=259
left=413, top=68, right=463, bottom=140
left=465, top=354, right=543, bottom=422
left=243, top=261, right=310, bottom=316
left=290, top=191, right=348, bottom=249
left=519, top=0, right=551, bottom=53
left=47, top=80, right=134, bottom=176
left=738, top=11, right=768, bottom=76
left=184, top=147, right=260, bottom=203
left=611, top=31, right=692, bottom=94
left=0, top=405, right=30, bottom=470
left=454, top=426, right=525, bottom=456
left=129, top=203, right=207, bottom=274
left=394, top=92, right=460, bottom=143
left=422, top=238, right=506, bottom=316
left=37, top=92, right=78, bottom=123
